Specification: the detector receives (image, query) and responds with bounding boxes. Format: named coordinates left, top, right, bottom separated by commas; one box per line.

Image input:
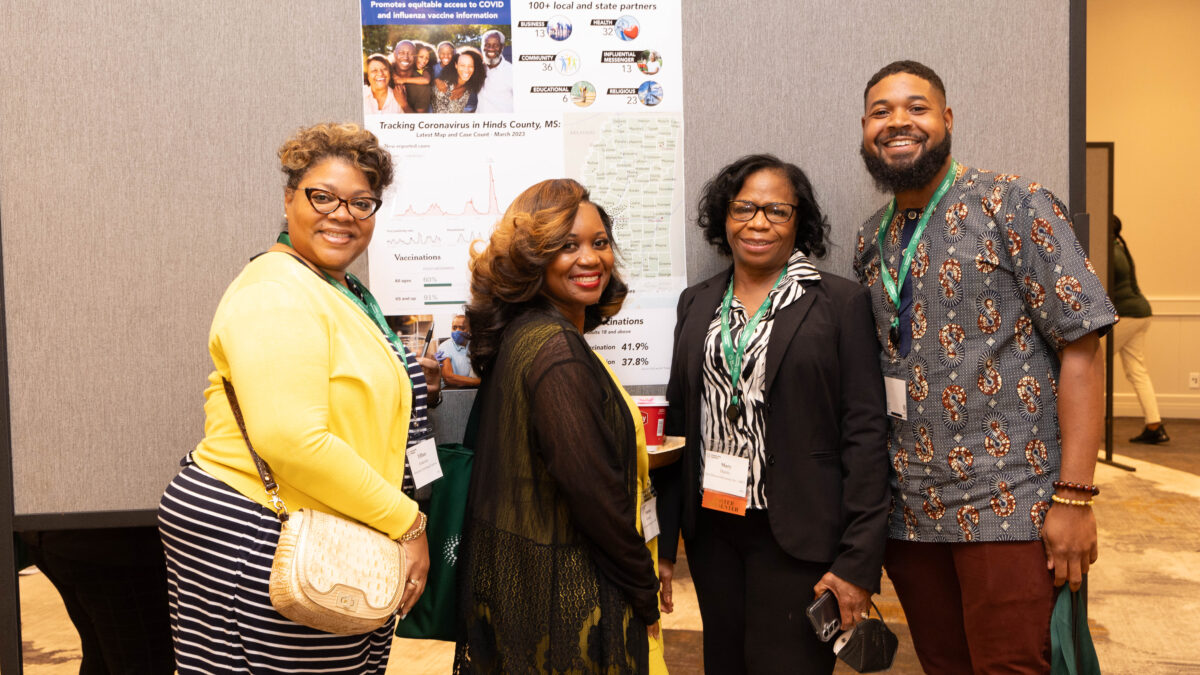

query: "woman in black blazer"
left=655, top=154, right=890, bottom=673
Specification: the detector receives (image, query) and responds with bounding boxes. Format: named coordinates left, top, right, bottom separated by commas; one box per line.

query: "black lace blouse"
left=454, top=308, right=658, bottom=674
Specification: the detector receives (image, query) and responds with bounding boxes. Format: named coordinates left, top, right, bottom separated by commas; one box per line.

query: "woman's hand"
left=658, top=559, right=675, bottom=613
left=398, top=522, right=430, bottom=619
left=435, top=79, right=448, bottom=93
left=648, top=621, right=661, bottom=640
left=416, top=356, right=442, bottom=399
left=813, top=571, right=871, bottom=630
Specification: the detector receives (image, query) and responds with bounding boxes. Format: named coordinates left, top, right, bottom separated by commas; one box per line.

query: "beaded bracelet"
left=1050, top=494, right=1094, bottom=507
left=1053, top=480, right=1100, bottom=496
left=399, top=511, right=427, bottom=542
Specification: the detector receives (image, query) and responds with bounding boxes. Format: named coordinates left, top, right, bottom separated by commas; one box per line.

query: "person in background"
left=433, top=40, right=455, bottom=79
left=432, top=49, right=486, bottom=114
left=656, top=154, right=890, bottom=673
left=455, top=179, right=664, bottom=673
left=474, top=30, right=513, bottom=113
left=364, top=53, right=402, bottom=114
left=158, top=122, right=436, bottom=672
left=1111, top=215, right=1168, bottom=444
left=437, top=314, right=481, bottom=388
left=389, top=40, right=425, bottom=113
left=404, top=42, right=437, bottom=113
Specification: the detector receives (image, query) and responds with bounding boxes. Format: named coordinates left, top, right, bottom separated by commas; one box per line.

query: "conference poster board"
left=359, top=0, right=686, bottom=385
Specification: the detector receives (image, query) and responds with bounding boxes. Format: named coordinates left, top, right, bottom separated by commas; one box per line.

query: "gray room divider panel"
left=680, top=0, right=1072, bottom=284
left=1, top=0, right=1072, bottom=516
left=1, top=1, right=367, bottom=517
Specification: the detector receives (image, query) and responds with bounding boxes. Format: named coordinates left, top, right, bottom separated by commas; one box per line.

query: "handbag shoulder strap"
left=221, top=377, right=290, bottom=523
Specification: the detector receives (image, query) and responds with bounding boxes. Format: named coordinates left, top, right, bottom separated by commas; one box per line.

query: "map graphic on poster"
left=567, top=114, right=684, bottom=286
left=359, top=0, right=684, bottom=385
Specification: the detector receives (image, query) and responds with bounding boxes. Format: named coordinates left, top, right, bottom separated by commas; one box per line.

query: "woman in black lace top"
left=455, top=179, right=662, bottom=673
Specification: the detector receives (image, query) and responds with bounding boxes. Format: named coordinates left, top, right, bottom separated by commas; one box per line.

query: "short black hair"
left=864, top=60, right=946, bottom=104
left=696, top=154, right=829, bottom=259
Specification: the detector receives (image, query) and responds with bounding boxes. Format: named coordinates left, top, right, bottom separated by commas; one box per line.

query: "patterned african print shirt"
left=853, top=165, right=1116, bottom=543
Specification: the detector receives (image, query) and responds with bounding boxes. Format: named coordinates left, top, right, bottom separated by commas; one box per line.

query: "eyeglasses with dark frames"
left=304, top=188, right=383, bottom=220
left=727, top=200, right=797, bottom=224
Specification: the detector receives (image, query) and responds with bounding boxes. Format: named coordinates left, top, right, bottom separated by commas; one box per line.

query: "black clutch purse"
left=833, top=602, right=899, bottom=673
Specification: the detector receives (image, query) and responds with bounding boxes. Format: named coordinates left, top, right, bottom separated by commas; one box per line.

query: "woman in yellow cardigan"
left=158, top=122, right=439, bottom=673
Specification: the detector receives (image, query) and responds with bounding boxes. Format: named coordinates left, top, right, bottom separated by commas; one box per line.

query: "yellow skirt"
left=649, top=629, right=668, bottom=674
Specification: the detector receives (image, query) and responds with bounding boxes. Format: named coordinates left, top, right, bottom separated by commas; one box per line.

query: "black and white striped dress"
left=158, top=464, right=396, bottom=673
left=698, top=250, right=821, bottom=508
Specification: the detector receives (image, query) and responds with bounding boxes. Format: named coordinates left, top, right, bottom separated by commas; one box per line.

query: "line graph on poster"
left=365, top=116, right=565, bottom=316
left=376, top=165, right=504, bottom=310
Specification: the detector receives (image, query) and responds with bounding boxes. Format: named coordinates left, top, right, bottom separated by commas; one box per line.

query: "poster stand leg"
left=0, top=210, right=25, bottom=673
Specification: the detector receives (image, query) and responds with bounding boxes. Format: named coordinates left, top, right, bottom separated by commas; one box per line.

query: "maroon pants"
left=886, top=539, right=1054, bottom=674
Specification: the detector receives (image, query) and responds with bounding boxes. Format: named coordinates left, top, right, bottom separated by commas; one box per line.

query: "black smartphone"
left=422, top=326, right=435, bottom=357
left=806, top=590, right=841, bottom=642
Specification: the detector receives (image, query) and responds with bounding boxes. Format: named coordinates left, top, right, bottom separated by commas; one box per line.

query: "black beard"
left=860, top=132, right=953, bottom=194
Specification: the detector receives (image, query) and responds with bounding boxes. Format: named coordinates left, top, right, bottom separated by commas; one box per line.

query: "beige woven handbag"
left=223, top=379, right=406, bottom=635
left=270, top=508, right=406, bottom=634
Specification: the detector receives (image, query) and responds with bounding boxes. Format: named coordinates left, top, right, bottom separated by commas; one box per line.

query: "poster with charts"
left=360, top=0, right=684, bottom=385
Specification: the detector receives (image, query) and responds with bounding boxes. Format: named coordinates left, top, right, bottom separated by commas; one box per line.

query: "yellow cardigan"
left=192, top=251, right=418, bottom=539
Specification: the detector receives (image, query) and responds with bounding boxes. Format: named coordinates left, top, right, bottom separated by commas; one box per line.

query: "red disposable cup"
left=634, top=396, right=669, bottom=450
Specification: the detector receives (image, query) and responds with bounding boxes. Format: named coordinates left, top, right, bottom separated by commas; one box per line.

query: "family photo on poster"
left=362, top=25, right=513, bottom=115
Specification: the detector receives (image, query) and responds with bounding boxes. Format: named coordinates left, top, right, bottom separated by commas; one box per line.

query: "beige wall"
left=1089, top=0, right=1200, bottom=419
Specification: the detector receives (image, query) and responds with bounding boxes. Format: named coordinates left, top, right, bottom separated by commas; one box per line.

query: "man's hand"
left=813, top=572, right=871, bottom=630
left=1041, top=503, right=1098, bottom=590
left=658, top=559, right=674, bottom=613
left=1047, top=331, right=1104, bottom=591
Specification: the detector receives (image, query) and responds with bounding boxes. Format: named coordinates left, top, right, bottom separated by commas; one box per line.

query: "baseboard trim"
left=1146, top=296, right=1200, bottom=317
left=1111, top=393, right=1200, bottom=420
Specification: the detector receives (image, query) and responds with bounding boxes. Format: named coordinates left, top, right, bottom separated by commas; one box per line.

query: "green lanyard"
left=276, top=233, right=413, bottom=383
left=719, top=265, right=788, bottom=422
left=875, top=159, right=958, bottom=346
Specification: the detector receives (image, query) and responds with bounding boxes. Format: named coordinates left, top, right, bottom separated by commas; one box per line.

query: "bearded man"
left=853, top=60, right=1115, bottom=673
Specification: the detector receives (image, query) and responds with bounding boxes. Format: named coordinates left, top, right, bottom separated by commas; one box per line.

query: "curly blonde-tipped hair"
left=278, top=122, right=394, bottom=196
left=466, top=178, right=627, bottom=375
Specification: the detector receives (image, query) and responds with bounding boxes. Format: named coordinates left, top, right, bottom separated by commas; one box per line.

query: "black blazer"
left=654, top=266, right=890, bottom=591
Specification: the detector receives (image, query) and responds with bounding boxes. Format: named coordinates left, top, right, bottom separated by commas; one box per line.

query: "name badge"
left=884, top=376, right=908, bottom=421
left=406, top=437, right=442, bottom=489
left=701, top=450, right=749, bottom=516
left=641, top=496, right=660, bottom=543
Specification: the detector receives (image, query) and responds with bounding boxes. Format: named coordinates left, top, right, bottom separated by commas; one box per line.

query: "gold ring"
left=406, top=579, right=419, bottom=586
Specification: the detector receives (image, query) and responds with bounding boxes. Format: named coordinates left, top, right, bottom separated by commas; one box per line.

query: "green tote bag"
left=395, top=398, right=478, bottom=641
left=1050, top=578, right=1101, bottom=675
